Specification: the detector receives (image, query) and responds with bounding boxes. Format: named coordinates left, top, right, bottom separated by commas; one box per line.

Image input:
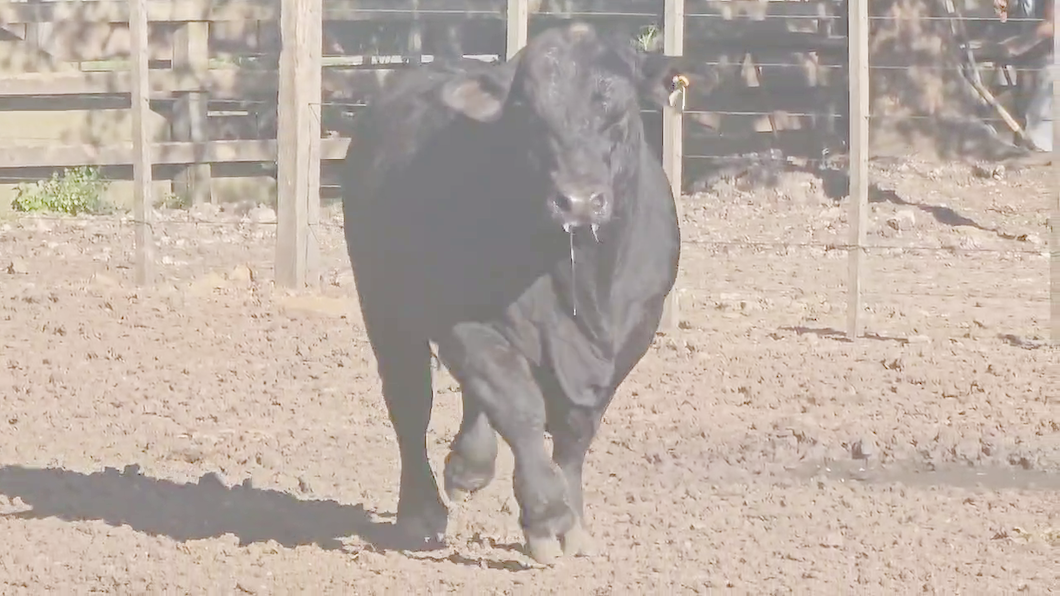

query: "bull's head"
left=437, top=22, right=691, bottom=235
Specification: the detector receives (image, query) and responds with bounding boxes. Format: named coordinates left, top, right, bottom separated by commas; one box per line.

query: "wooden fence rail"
left=0, top=0, right=842, bottom=24
left=0, top=139, right=349, bottom=169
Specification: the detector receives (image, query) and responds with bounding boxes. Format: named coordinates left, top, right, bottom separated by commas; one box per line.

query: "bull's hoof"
left=444, top=475, right=493, bottom=503
left=446, top=487, right=471, bottom=504
left=443, top=452, right=496, bottom=501
left=525, top=534, right=564, bottom=566
left=560, top=522, right=596, bottom=557
left=394, top=511, right=448, bottom=551
left=393, top=524, right=447, bottom=551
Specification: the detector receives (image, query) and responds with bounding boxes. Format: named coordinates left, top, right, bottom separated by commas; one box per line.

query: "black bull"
left=340, top=22, right=692, bottom=565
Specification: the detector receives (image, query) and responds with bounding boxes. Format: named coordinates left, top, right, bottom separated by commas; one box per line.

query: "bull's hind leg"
left=437, top=324, right=575, bottom=565
left=365, top=328, right=449, bottom=548
left=443, top=390, right=498, bottom=502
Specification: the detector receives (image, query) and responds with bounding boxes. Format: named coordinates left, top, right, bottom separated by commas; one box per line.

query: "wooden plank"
left=0, top=0, right=271, bottom=24
left=506, top=0, right=529, bottom=60
left=534, top=0, right=836, bottom=18
left=660, top=0, right=684, bottom=332
left=324, top=3, right=503, bottom=21
left=0, top=0, right=835, bottom=24
left=130, top=0, right=154, bottom=286
left=406, top=0, right=423, bottom=66
left=1, top=63, right=484, bottom=100
left=1052, top=16, right=1058, bottom=345
left=0, top=69, right=223, bottom=97
left=0, top=0, right=506, bottom=24
left=0, top=138, right=349, bottom=169
left=23, top=22, right=43, bottom=56
left=172, top=21, right=212, bottom=205
left=275, top=0, right=322, bottom=289
left=21, top=22, right=177, bottom=63
left=0, top=68, right=307, bottom=98
left=304, top=2, right=323, bottom=290
left=846, top=0, right=869, bottom=340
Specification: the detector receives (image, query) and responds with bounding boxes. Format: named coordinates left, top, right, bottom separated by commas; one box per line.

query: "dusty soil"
left=0, top=157, right=1056, bottom=594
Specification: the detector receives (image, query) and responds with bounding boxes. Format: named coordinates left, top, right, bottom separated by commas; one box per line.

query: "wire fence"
left=0, top=0, right=1054, bottom=341
left=4, top=206, right=1049, bottom=311
left=5, top=212, right=1049, bottom=255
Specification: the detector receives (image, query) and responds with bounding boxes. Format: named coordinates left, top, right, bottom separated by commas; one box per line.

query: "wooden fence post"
left=507, top=0, right=528, bottom=60
left=846, top=0, right=870, bottom=340
left=1050, top=17, right=1058, bottom=345
left=275, top=0, right=322, bottom=289
left=661, top=0, right=684, bottom=331
left=408, top=0, right=423, bottom=66
left=23, top=22, right=43, bottom=67
left=130, top=0, right=153, bottom=286
left=172, top=20, right=212, bottom=205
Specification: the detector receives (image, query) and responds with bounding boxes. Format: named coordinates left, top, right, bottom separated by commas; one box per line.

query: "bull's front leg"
left=443, top=387, right=499, bottom=501
left=437, top=323, right=577, bottom=565
left=547, top=400, right=609, bottom=557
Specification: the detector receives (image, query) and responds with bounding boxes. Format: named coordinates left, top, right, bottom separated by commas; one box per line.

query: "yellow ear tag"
left=667, top=74, right=690, bottom=111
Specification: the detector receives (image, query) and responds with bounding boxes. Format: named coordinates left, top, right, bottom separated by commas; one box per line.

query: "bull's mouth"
left=561, top=221, right=601, bottom=242
left=548, top=199, right=610, bottom=241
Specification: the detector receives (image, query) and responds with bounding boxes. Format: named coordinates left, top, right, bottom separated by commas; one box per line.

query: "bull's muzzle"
left=549, top=188, right=612, bottom=233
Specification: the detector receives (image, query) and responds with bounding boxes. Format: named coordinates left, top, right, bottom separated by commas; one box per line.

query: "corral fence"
left=0, top=0, right=1056, bottom=342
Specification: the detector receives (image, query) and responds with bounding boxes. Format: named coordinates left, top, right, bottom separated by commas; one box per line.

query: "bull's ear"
left=439, top=71, right=513, bottom=122
left=634, top=52, right=686, bottom=110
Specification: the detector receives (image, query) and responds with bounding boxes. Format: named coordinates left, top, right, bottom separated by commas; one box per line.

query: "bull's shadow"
left=0, top=464, right=425, bottom=555
left=0, top=464, right=388, bottom=550
left=0, top=464, right=533, bottom=570
left=818, top=172, right=998, bottom=233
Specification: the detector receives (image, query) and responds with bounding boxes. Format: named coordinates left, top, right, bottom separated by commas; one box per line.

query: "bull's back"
left=341, top=66, right=464, bottom=205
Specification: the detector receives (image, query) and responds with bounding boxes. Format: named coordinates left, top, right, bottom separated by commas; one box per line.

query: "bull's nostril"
left=589, top=193, right=606, bottom=211
left=553, top=194, right=573, bottom=213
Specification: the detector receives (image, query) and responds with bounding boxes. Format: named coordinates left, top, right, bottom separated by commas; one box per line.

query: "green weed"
left=11, top=166, right=111, bottom=215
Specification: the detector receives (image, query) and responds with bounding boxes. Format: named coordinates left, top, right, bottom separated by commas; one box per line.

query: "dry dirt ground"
left=0, top=157, right=1056, bottom=594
